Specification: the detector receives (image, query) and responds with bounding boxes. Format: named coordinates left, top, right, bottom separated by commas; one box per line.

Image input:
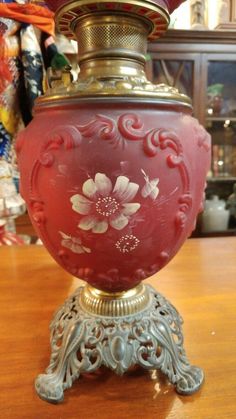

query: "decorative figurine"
left=16, top=0, right=211, bottom=403
left=190, top=0, right=207, bottom=29
left=217, top=0, right=230, bottom=26
left=207, top=84, right=224, bottom=116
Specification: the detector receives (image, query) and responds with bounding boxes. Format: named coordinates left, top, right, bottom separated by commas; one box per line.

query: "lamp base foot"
left=35, top=285, right=204, bottom=403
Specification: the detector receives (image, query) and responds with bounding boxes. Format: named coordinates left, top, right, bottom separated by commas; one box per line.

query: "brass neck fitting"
left=75, top=13, right=150, bottom=80
left=40, top=0, right=191, bottom=107
left=55, top=0, right=169, bottom=83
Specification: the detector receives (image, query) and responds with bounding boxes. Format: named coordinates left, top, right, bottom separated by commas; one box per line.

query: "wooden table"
left=0, top=238, right=235, bottom=419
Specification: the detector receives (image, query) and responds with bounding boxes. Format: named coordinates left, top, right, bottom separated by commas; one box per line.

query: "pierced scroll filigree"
left=35, top=285, right=204, bottom=403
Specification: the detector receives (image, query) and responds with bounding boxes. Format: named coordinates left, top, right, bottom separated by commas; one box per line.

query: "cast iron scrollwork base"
left=35, top=285, right=204, bottom=403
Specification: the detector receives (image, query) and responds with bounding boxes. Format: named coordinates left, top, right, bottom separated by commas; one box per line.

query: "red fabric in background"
left=0, top=3, right=55, bottom=36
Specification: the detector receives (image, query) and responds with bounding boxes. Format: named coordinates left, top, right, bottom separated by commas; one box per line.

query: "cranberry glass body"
left=16, top=99, right=211, bottom=292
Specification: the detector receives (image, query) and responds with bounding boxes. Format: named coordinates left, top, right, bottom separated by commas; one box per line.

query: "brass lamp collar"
left=36, top=0, right=192, bottom=108
left=80, top=283, right=151, bottom=316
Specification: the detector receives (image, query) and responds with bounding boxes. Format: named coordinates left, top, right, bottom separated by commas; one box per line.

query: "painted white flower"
left=70, top=173, right=140, bottom=234
left=59, top=231, right=91, bottom=254
left=141, top=169, right=159, bottom=200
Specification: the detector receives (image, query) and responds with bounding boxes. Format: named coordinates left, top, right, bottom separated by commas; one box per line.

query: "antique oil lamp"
left=16, top=0, right=211, bottom=403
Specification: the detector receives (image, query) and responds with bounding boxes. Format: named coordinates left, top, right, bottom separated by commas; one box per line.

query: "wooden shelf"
left=161, top=29, right=236, bottom=45
left=206, top=116, right=236, bottom=122
left=198, top=229, right=236, bottom=237
left=207, top=176, right=236, bottom=182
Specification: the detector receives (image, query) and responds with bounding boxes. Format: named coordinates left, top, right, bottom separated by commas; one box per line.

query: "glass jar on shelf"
left=201, top=195, right=230, bottom=233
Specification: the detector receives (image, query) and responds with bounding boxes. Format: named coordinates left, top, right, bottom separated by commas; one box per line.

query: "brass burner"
left=38, top=0, right=191, bottom=108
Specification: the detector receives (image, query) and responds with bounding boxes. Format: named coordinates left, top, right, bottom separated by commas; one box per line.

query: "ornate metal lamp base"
left=35, top=285, right=204, bottom=403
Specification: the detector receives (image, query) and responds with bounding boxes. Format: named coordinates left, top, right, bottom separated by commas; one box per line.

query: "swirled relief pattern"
left=78, top=114, right=125, bottom=149
left=28, top=125, right=82, bottom=251
left=23, top=112, right=199, bottom=290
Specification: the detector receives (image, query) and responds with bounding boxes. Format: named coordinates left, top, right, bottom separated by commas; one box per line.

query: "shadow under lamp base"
left=35, top=284, right=204, bottom=403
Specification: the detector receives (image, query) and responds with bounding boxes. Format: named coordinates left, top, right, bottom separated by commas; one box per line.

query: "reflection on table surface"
left=0, top=237, right=235, bottom=418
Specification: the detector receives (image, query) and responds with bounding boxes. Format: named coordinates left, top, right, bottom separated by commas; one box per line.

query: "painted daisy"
left=70, top=173, right=140, bottom=234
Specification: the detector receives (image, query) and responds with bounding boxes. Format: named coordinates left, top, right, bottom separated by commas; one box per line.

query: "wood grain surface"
left=0, top=238, right=235, bottom=419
